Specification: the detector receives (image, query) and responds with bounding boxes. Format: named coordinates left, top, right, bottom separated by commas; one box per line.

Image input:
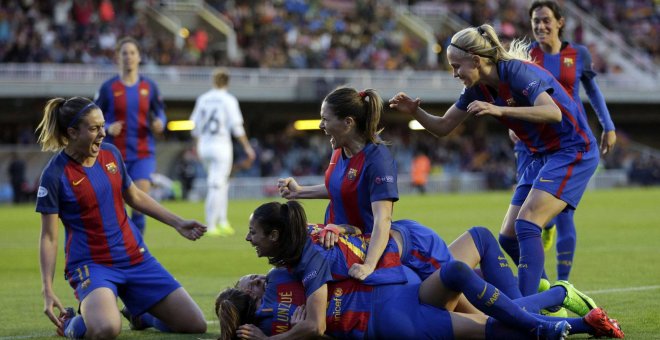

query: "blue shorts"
left=67, top=257, right=181, bottom=316
left=125, top=157, right=157, bottom=182
left=392, top=220, right=453, bottom=280
left=512, top=147, right=599, bottom=209
left=368, top=267, right=453, bottom=339
left=514, top=149, right=534, bottom=181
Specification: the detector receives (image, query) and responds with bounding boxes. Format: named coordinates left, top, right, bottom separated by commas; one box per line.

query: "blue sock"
left=555, top=210, right=576, bottom=281
left=439, top=260, right=548, bottom=333
left=139, top=313, right=171, bottom=332
left=469, top=227, right=521, bottom=299
left=485, top=317, right=533, bottom=339
left=514, top=286, right=565, bottom=313
left=132, top=211, right=146, bottom=235
left=498, top=234, right=520, bottom=266
left=64, top=315, right=87, bottom=338
left=515, top=219, right=545, bottom=296
left=532, top=314, right=592, bottom=334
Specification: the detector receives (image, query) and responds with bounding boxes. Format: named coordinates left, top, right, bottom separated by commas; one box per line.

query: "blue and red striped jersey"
left=456, top=59, right=596, bottom=154
left=36, top=143, right=150, bottom=279
left=324, top=143, right=398, bottom=233
left=256, top=267, right=373, bottom=339
left=291, top=226, right=406, bottom=299
left=95, top=75, right=166, bottom=161
left=529, top=41, right=615, bottom=132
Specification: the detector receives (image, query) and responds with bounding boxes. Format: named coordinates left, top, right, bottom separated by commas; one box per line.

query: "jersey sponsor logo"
left=539, top=177, right=553, bottom=183
left=331, top=288, right=344, bottom=321
left=563, top=57, right=574, bottom=67
left=37, top=186, right=48, bottom=197
left=105, top=162, right=118, bottom=174
left=72, top=177, right=85, bottom=186
left=347, top=168, right=358, bottom=181
left=140, top=88, right=149, bottom=96
left=374, top=175, right=394, bottom=185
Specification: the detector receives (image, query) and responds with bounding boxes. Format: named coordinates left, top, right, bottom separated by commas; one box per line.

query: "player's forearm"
left=126, top=186, right=183, bottom=228
left=297, top=184, right=329, bottom=199
left=39, top=235, right=58, bottom=293
left=363, top=222, right=390, bottom=269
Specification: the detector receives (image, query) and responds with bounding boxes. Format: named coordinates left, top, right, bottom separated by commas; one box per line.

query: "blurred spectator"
left=410, top=147, right=431, bottom=194
left=7, top=152, right=27, bottom=204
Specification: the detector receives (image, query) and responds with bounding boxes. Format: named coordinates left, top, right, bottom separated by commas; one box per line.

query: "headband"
left=67, top=102, right=98, bottom=128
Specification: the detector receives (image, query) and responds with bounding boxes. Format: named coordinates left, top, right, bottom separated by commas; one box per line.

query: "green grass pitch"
left=1, top=187, right=658, bottom=339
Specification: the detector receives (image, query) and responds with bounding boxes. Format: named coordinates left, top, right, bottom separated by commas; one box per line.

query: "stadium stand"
left=0, top=0, right=658, bottom=202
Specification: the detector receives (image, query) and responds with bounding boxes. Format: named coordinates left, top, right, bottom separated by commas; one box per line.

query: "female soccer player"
left=234, top=201, right=623, bottom=339
left=94, top=37, right=167, bottom=235
left=278, top=87, right=398, bottom=282
left=217, top=267, right=622, bottom=339
left=36, top=97, right=206, bottom=338
left=503, top=0, right=618, bottom=282
left=389, top=24, right=600, bottom=297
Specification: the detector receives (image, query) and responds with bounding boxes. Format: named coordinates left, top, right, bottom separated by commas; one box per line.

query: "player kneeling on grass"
left=36, top=97, right=207, bottom=339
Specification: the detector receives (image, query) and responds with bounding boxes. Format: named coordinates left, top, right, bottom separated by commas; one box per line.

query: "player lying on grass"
left=213, top=200, right=623, bottom=339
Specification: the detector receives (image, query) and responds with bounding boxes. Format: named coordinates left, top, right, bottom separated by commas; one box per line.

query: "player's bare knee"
left=86, top=321, right=121, bottom=339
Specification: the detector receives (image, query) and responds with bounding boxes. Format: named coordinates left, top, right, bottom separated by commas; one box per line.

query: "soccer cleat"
left=56, top=307, right=76, bottom=337
left=218, top=223, right=235, bottom=237
left=542, top=225, right=557, bottom=252
left=537, top=320, right=571, bottom=340
left=538, top=278, right=551, bottom=293
left=207, top=228, right=223, bottom=237
left=584, top=307, right=624, bottom=338
left=541, top=306, right=568, bottom=317
left=552, top=280, right=597, bottom=316
left=121, top=306, right=147, bottom=331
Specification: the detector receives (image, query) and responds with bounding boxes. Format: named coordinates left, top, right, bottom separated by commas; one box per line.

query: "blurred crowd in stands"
left=1, top=0, right=658, bottom=195
left=170, top=126, right=660, bottom=191
left=1, top=0, right=657, bottom=69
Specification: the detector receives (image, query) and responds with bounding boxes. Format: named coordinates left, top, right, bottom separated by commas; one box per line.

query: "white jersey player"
left=190, top=68, right=256, bottom=236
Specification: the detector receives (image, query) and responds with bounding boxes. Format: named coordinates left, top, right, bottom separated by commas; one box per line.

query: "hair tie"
left=358, top=91, right=367, bottom=98
left=477, top=26, right=485, bottom=36
left=68, top=102, right=97, bottom=128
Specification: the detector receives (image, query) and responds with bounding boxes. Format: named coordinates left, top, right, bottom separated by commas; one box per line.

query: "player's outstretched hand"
left=277, top=177, right=301, bottom=200
left=349, top=263, right=375, bottom=281
left=389, top=92, right=421, bottom=116
left=237, top=323, right=267, bottom=339
left=175, top=220, right=207, bottom=240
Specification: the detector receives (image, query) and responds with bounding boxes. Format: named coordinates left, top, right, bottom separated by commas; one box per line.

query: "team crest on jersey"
left=113, top=91, right=123, bottom=97
left=563, top=57, right=574, bottom=67
left=347, top=168, right=358, bottom=181
left=506, top=97, right=516, bottom=106
left=140, top=88, right=149, bottom=96
left=105, top=162, right=118, bottom=174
